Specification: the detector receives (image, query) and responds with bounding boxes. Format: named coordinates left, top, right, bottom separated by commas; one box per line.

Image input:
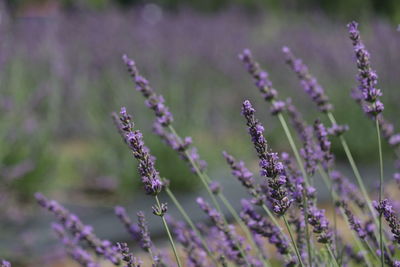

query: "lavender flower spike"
left=238, top=49, right=278, bottom=102
left=118, top=107, right=163, bottom=196
left=375, top=199, right=400, bottom=244
left=282, top=46, right=332, bottom=113
left=347, top=21, right=384, bottom=117
left=116, top=243, right=142, bottom=267
left=114, top=206, right=141, bottom=242
left=0, top=260, right=11, bottom=267
left=307, top=206, right=333, bottom=244
left=196, top=197, right=248, bottom=265
left=137, top=211, right=153, bottom=251
left=341, top=201, right=367, bottom=239
left=35, top=193, right=121, bottom=265
left=313, top=119, right=333, bottom=170
left=122, top=54, right=173, bottom=126
left=242, top=100, right=292, bottom=215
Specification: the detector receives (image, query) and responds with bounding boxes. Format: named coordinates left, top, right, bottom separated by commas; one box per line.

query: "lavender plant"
left=31, top=20, right=400, bottom=267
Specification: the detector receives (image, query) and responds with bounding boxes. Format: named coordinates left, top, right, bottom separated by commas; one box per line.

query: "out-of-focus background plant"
left=1, top=0, right=400, bottom=265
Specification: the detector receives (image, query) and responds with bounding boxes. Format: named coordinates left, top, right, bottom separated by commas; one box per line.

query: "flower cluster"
left=282, top=46, right=332, bottom=113
left=242, top=100, right=292, bottom=215
left=118, top=107, right=163, bottom=195
left=375, top=199, right=400, bottom=244
left=347, top=21, right=384, bottom=116
left=122, top=55, right=173, bottom=126
left=35, top=193, right=122, bottom=265
left=313, top=119, right=333, bottom=170
left=307, top=206, right=333, bottom=244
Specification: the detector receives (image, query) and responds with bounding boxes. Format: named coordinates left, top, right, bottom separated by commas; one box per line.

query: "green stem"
left=276, top=112, right=313, bottom=266
left=376, top=119, right=384, bottom=267
left=155, top=196, right=182, bottom=267
left=326, top=245, right=340, bottom=267
left=283, top=215, right=305, bottom=267
left=148, top=247, right=156, bottom=265
left=318, top=165, right=380, bottom=265
left=165, top=187, right=216, bottom=262
left=219, top=194, right=270, bottom=266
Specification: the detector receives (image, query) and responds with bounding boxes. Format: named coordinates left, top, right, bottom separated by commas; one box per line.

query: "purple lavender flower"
left=374, top=199, right=400, bottom=244
left=116, top=243, right=142, bottom=267
left=271, top=100, right=286, bottom=115
left=240, top=199, right=290, bottom=256
left=286, top=99, right=319, bottom=175
left=327, top=123, right=349, bottom=137
left=0, top=260, right=11, bottom=267
left=242, top=100, right=292, bottom=215
left=114, top=206, right=141, bottom=242
left=167, top=217, right=210, bottom=267
left=136, top=211, right=153, bottom=250
left=222, top=151, right=264, bottom=204
left=35, top=193, right=121, bottom=265
left=238, top=49, right=278, bottom=103
left=153, top=121, right=207, bottom=173
left=340, top=201, right=367, bottom=239
left=282, top=46, right=332, bottom=113
left=52, top=223, right=100, bottom=267
left=118, top=107, right=163, bottom=196
left=348, top=21, right=384, bottom=117
left=330, top=170, right=365, bottom=210
left=122, top=55, right=173, bottom=126
left=307, top=206, right=333, bottom=244
left=313, top=119, right=333, bottom=170
left=196, top=197, right=248, bottom=265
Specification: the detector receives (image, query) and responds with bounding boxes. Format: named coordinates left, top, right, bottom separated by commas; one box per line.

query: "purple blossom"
left=122, top=55, right=173, bottom=126
left=374, top=199, right=400, bottom=244
left=136, top=211, right=153, bottom=250
left=222, top=151, right=264, bottom=204
left=114, top=206, right=141, bottom=242
left=307, top=206, right=333, bottom=244
left=238, top=49, right=278, bottom=102
left=196, top=197, right=248, bottom=265
left=35, top=193, right=121, bottom=265
left=341, top=201, right=367, bottom=239
left=348, top=21, right=384, bottom=117
left=327, top=123, right=349, bottom=136
left=116, top=243, right=142, bottom=267
left=240, top=199, right=292, bottom=260
left=52, top=223, right=100, bottom=267
left=153, top=121, right=207, bottom=173
left=330, top=170, right=365, bottom=210
left=313, top=119, right=333, bottom=170
left=167, top=217, right=210, bottom=267
left=270, top=100, right=286, bottom=116
left=286, top=99, right=319, bottom=175
left=118, top=108, right=163, bottom=196
left=209, top=181, right=221, bottom=194
left=0, top=260, right=11, bottom=267
left=282, top=46, right=332, bottom=113
left=242, top=100, right=292, bottom=215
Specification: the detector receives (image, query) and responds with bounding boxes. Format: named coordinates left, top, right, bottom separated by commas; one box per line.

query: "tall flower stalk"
left=117, top=107, right=182, bottom=267
left=348, top=21, right=385, bottom=267
left=239, top=49, right=313, bottom=265
left=121, top=54, right=265, bottom=260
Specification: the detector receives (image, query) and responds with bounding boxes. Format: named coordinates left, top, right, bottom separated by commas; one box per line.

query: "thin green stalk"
left=283, top=215, right=305, bottom=267
left=168, top=125, right=268, bottom=264
left=155, top=196, right=182, bottom=267
left=326, top=245, right=340, bottom=267
left=276, top=112, right=313, bottom=266
left=148, top=247, right=156, bottom=265
left=318, top=166, right=380, bottom=265
left=218, top=194, right=270, bottom=267
left=165, top=187, right=216, bottom=263
left=327, top=112, right=376, bottom=220
left=376, top=119, right=384, bottom=267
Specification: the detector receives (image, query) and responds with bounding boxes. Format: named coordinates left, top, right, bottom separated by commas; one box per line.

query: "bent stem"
left=283, top=214, right=305, bottom=267
left=376, top=119, right=384, bottom=267
left=155, top=196, right=182, bottom=267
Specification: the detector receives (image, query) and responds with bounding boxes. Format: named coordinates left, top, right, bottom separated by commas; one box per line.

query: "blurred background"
left=1, top=0, right=400, bottom=265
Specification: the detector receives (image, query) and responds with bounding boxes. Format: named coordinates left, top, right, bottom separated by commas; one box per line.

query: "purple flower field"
left=2, top=3, right=400, bottom=267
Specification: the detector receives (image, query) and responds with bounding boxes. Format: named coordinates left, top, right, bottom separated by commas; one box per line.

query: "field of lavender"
left=2, top=3, right=400, bottom=267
